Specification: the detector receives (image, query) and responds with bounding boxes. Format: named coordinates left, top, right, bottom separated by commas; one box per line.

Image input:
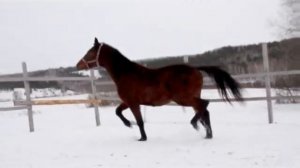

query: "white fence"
left=0, top=63, right=101, bottom=132
left=0, top=43, right=299, bottom=132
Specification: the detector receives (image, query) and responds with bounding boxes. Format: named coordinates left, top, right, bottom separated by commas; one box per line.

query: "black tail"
left=197, top=66, right=243, bottom=102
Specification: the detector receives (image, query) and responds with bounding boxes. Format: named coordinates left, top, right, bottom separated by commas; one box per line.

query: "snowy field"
left=0, top=89, right=300, bottom=168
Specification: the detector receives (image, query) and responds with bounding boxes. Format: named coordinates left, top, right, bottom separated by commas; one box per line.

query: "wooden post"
left=22, top=62, right=34, bottom=132
left=183, top=56, right=189, bottom=64
left=262, top=43, right=273, bottom=124
left=142, top=105, right=147, bottom=123
left=90, top=69, right=100, bottom=126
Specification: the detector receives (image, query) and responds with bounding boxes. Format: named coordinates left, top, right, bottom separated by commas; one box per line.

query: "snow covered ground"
left=0, top=89, right=300, bottom=168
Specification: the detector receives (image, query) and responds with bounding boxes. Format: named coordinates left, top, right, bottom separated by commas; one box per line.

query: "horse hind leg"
left=200, top=109, right=213, bottom=139
left=190, top=115, right=199, bottom=130
left=173, top=97, right=204, bottom=130
left=191, top=99, right=213, bottom=139
left=189, top=98, right=207, bottom=130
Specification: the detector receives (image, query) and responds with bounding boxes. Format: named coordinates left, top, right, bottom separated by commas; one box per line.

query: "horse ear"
left=94, top=37, right=99, bottom=46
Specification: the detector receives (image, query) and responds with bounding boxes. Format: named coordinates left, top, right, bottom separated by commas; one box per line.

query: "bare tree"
left=282, top=0, right=300, bottom=37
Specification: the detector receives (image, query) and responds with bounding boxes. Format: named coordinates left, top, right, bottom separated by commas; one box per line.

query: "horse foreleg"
left=116, top=103, right=131, bottom=127
left=129, top=105, right=147, bottom=141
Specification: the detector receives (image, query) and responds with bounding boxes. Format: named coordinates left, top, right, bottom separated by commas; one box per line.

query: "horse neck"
left=103, top=50, right=138, bottom=81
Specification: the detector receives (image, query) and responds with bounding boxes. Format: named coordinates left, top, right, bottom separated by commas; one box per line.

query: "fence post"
left=183, top=56, right=189, bottom=64
left=90, top=69, right=100, bottom=126
left=22, top=62, right=34, bottom=132
left=142, top=105, right=147, bottom=122
left=262, top=43, right=273, bottom=124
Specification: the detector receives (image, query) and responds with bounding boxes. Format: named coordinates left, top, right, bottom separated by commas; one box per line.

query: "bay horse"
left=76, top=38, right=243, bottom=141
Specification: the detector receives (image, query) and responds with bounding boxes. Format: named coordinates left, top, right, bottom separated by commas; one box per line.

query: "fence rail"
left=0, top=106, right=27, bottom=112
left=0, top=43, right=299, bottom=132
left=0, top=76, right=93, bottom=82
left=1, top=70, right=298, bottom=83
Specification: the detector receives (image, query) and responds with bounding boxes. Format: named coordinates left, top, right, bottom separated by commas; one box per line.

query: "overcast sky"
left=0, top=0, right=282, bottom=74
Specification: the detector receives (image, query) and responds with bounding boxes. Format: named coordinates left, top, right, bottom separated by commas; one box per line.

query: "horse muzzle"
left=76, top=60, right=88, bottom=70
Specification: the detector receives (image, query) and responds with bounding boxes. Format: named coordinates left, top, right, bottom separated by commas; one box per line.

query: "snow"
left=75, top=70, right=102, bottom=78
left=0, top=89, right=300, bottom=168
left=0, top=91, right=13, bottom=102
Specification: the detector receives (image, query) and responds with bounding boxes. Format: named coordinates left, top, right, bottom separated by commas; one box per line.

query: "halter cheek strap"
left=81, top=43, right=103, bottom=69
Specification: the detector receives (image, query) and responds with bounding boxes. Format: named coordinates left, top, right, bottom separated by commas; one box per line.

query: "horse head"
left=76, top=38, right=107, bottom=70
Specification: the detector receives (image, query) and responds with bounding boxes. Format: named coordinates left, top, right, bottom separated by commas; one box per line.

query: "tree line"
left=0, top=38, right=299, bottom=91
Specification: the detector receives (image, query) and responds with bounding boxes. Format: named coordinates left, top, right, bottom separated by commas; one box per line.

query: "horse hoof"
left=138, top=137, right=147, bottom=141
left=124, top=121, right=132, bottom=128
left=191, top=123, right=199, bottom=131
left=205, top=134, right=213, bottom=139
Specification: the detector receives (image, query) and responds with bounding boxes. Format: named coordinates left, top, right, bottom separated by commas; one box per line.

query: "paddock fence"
left=0, top=43, right=299, bottom=132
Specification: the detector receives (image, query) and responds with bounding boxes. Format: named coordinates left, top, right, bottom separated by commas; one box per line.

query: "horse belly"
left=117, top=85, right=171, bottom=106
left=140, top=87, right=171, bottom=106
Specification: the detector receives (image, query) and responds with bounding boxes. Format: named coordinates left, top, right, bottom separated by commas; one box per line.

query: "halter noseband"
left=81, top=43, right=103, bottom=69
